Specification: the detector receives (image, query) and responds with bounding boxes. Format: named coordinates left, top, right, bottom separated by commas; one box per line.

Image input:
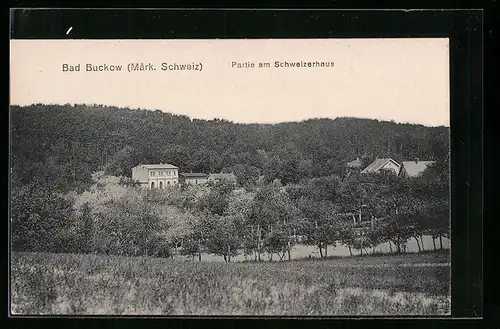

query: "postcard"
left=10, top=38, right=451, bottom=316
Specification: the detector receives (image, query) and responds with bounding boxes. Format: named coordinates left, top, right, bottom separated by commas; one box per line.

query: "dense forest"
left=10, top=104, right=449, bottom=192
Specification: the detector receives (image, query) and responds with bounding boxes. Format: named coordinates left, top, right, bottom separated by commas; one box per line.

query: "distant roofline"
left=134, top=164, right=179, bottom=169
left=345, top=157, right=362, bottom=167
left=208, top=173, right=237, bottom=177
left=401, top=160, right=435, bottom=164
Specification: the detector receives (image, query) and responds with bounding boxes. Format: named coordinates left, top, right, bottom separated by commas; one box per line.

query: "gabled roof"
left=180, top=172, right=208, bottom=178
left=346, top=157, right=363, bottom=168
left=136, top=163, right=178, bottom=169
left=400, top=161, right=435, bottom=177
left=361, top=158, right=400, bottom=173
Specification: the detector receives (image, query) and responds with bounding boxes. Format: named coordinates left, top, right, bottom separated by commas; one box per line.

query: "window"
left=160, top=171, right=163, bottom=176
left=167, top=181, right=170, bottom=185
left=151, top=171, right=155, bottom=176
left=151, top=182, right=155, bottom=189
left=195, top=180, right=198, bottom=184
left=159, top=181, right=163, bottom=189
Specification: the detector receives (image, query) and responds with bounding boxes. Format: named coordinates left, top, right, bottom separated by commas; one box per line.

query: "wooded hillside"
left=10, top=104, right=449, bottom=191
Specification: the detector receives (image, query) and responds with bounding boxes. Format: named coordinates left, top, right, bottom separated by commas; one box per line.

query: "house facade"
left=179, top=172, right=209, bottom=185
left=360, top=158, right=401, bottom=175
left=132, top=163, right=179, bottom=189
left=399, top=159, right=435, bottom=178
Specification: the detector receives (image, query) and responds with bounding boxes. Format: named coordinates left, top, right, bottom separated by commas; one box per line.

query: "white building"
left=132, top=163, right=179, bottom=189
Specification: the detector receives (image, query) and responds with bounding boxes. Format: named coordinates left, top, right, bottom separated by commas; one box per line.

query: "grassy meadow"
left=10, top=251, right=450, bottom=316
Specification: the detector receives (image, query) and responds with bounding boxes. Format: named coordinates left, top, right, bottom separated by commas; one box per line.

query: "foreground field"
left=11, top=251, right=450, bottom=316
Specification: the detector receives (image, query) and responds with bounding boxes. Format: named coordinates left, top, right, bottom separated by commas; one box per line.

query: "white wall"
left=132, top=166, right=149, bottom=182
left=148, top=168, right=179, bottom=188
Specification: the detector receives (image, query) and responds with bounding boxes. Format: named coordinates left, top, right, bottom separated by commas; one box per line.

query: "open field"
left=10, top=251, right=450, bottom=316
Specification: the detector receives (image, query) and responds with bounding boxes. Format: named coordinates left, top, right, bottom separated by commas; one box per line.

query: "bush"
left=11, top=181, right=76, bottom=253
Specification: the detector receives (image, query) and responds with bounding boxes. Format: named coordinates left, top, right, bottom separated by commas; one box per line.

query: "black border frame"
left=8, top=7, right=484, bottom=328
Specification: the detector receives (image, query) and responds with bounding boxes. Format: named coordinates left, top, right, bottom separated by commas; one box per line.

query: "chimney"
left=415, top=158, right=419, bottom=164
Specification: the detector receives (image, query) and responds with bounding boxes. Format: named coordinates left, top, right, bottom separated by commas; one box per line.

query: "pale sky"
left=10, top=38, right=449, bottom=127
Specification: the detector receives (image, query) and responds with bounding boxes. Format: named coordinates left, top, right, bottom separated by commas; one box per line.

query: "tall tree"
left=250, top=184, right=300, bottom=260
left=203, top=215, right=240, bottom=262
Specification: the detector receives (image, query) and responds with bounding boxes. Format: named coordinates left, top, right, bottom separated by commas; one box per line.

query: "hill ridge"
left=10, top=104, right=449, bottom=191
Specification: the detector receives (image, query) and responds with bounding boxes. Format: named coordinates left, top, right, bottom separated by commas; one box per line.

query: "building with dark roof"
left=179, top=172, right=209, bottom=185
left=345, top=157, right=363, bottom=170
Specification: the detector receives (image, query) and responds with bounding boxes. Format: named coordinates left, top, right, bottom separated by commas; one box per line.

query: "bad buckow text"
left=62, top=63, right=123, bottom=72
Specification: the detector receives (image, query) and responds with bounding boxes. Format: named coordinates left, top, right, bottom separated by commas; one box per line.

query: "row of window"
left=150, top=170, right=177, bottom=177
left=151, top=180, right=177, bottom=189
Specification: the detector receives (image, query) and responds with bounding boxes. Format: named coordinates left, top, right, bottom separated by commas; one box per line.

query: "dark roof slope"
left=179, top=172, right=208, bottom=178
left=208, top=173, right=237, bottom=180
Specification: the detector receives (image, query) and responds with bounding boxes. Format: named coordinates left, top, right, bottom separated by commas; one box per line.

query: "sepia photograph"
left=10, top=38, right=451, bottom=316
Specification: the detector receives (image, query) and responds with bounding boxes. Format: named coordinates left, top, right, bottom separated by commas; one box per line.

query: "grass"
left=10, top=251, right=450, bottom=316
